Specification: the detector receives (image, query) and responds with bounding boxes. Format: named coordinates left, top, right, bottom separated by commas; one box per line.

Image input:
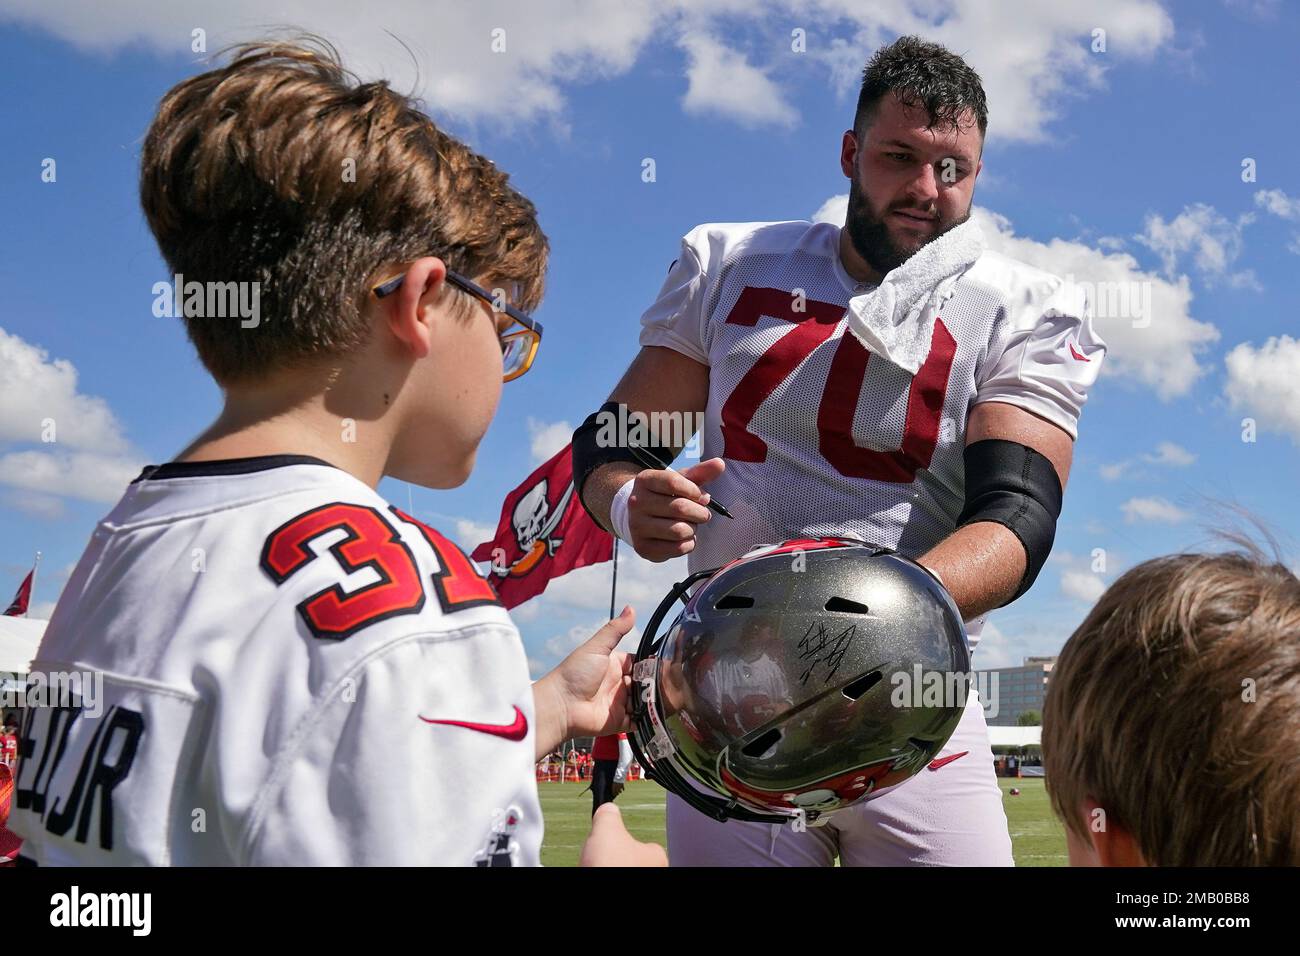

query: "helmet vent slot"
left=824, top=596, right=869, bottom=614
left=740, top=728, right=782, bottom=758
left=842, top=671, right=883, bottom=701
left=715, top=594, right=755, bottom=610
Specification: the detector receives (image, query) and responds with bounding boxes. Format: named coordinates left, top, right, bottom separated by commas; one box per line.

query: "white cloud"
left=454, top=517, right=497, bottom=553
left=0, top=327, right=130, bottom=452
left=526, top=418, right=572, bottom=466
left=1050, top=548, right=1115, bottom=605
left=1060, top=568, right=1106, bottom=603
left=1135, top=203, right=1258, bottom=289
left=1145, top=441, right=1196, bottom=467
left=543, top=616, right=642, bottom=663
left=970, top=206, right=1219, bottom=400
left=0, top=450, right=144, bottom=504
left=1254, top=189, right=1300, bottom=255
left=544, top=621, right=601, bottom=661
left=1121, top=496, right=1190, bottom=525
left=811, top=198, right=1223, bottom=400
left=27, top=601, right=58, bottom=620
left=812, top=0, right=1173, bottom=144
left=512, top=600, right=544, bottom=624
left=972, top=619, right=1066, bottom=671
left=1100, top=440, right=1195, bottom=481
left=1224, top=335, right=1300, bottom=445
left=0, top=0, right=664, bottom=128
left=0, top=328, right=145, bottom=505
left=3, top=491, right=67, bottom=520
left=1254, top=189, right=1300, bottom=221
left=680, top=32, right=798, bottom=128
left=811, top=194, right=848, bottom=226
left=525, top=547, right=687, bottom=616
left=0, top=0, right=1175, bottom=138
left=1223, top=0, right=1283, bottom=20
left=518, top=544, right=690, bottom=674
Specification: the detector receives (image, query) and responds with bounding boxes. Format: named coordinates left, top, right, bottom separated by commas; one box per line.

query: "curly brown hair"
left=855, top=35, right=988, bottom=140
left=140, top=36, right=548, bottom=384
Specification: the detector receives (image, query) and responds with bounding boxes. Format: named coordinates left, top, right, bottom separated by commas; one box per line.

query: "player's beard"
left=844, top=177, right=969, bottom=276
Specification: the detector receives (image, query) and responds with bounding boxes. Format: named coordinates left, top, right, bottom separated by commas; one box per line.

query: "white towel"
left=844, top=218, right=986, bottom=374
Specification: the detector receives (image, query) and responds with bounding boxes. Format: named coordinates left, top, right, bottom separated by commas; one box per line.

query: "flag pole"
left=31, top=551, right=41, bottom=617
left=609, top=538, right=619, bottom=619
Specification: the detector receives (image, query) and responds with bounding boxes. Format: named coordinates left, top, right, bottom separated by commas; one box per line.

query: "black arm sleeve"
left=956, top=438, right=1063, bottom=605
left=571, top=401, right=676, bottom=526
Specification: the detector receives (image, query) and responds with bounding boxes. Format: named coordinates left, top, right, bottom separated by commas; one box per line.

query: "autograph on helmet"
left=796, top=622, right=856, bottom=685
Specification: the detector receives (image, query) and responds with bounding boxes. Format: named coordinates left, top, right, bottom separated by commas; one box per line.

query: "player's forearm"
left=579, top=462, right=641, bottom=534
left=917, top=521, right=1026, bottom=621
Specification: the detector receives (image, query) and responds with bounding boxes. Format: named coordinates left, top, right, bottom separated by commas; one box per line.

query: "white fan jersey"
left=9, top=456, right=541, bottom=866
left=640, top=220, right=1105, bottom=646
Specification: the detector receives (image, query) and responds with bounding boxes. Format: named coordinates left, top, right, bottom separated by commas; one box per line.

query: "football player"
left=574, top=36, right=1105, bottom=865
left=9, top=39, right=664, bottom=867
left=588, top=732, right=633, bottom=814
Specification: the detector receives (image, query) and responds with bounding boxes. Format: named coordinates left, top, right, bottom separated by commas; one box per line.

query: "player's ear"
left=383, top=257, right=447, bottom=360
left=840, top=130, right=858, bottom=179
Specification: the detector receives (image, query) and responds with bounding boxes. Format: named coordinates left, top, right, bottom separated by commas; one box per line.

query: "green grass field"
left=539, top=777, right=1067, bottom=867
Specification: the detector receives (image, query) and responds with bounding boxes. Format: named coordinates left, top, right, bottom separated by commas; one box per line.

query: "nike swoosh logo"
left=420, top=705, right=529, bottom=741
left=1069, top=342, right=1090, bottom=362
left=927, top=750, right=969, bottom=771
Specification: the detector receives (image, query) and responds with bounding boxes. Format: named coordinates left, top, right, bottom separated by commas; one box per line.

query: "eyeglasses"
left=372, top=269, right=543, bottom=382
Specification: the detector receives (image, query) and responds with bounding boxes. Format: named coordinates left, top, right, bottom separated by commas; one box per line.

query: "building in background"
left=976, top=656, right=1055, bottom=727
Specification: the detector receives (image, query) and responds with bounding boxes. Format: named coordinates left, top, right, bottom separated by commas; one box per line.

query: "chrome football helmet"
left=628, top=538, right=971, bottom=829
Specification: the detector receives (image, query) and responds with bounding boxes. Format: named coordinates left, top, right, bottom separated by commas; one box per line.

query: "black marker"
left=627, top=446, right=734, bottom=520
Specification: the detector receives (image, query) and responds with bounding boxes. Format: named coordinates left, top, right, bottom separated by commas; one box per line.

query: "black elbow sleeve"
left=956, top=438, right=1063, bottom=605
left=572, top=401, right=676, bottom=524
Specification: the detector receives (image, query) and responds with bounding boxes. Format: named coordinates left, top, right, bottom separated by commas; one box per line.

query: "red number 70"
left=718, top=286, right=957, bottom=484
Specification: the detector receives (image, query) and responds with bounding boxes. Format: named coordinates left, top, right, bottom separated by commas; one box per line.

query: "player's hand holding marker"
left=626, top=454, right=728, bottom=562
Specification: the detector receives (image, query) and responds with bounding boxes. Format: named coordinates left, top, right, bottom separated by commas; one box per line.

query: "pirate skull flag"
left=471, top=441, right=613, bottom=609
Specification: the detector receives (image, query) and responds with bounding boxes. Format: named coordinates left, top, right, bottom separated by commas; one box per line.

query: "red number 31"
left=261, top=503, right=498, bottom=640
left=719, top=286, right=956, bottom=483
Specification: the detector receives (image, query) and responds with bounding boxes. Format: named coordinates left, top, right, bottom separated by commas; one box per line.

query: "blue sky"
left=2, top=0, right=1298, bottom=673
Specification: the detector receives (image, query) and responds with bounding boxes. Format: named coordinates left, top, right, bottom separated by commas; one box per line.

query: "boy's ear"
left=384, top=257, right=447, bottom=360
left=1082, top=799, right=1148, bottom=867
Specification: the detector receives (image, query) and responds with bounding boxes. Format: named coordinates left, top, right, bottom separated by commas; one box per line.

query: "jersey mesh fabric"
left=640, top=220, right=1105, bottom=647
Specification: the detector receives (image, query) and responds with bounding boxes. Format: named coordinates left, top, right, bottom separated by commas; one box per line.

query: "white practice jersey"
left=10, top=456, right=541, bottom=866
left=640, top=221, right=1105, bottom=646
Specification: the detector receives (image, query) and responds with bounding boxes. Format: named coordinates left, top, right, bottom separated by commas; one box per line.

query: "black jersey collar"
left=131, top=454, right=339, bottom=483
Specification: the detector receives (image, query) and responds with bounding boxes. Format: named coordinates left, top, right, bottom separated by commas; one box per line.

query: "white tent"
left=987, top=725, right=1041, bottom=748
left=0, top=616, right=46, bottom=676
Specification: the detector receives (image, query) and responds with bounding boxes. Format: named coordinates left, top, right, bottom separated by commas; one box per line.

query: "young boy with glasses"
left=9, top=38, right=662, bottom=867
